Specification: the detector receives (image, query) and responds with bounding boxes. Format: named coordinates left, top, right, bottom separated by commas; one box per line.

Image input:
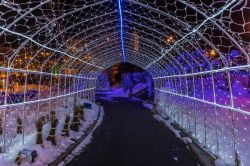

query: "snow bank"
left=214, top=159, right=226, bottom=166
left=132, top=83, right=147, bottom=94
left=106, top=87, right=129, bottom=98
left=153, top=115, right=181, bottom=138
left=153, top=115, right=195, bottom=146
left=143, top=102, right=154, bottom=110
left=98, top=96, right=114, bottom=101
left=0, top=98, right=103, bottom=166
left=63, top=108, right=104, bottom=165
left=21, top=105, right=102, bottom=166
left=181, top=137, right=192, bottom=144
left=103, top=83, right=148, bottom=98
left=0, top=159, right=12, bottom=166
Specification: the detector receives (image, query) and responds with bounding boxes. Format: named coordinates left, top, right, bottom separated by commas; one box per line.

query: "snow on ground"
left=98, top=96, right=114, bottom=101
left=180, top=137, right=192, bottom=144
left=0, top=159, right=12, bottom=166
left=100, top=83, right=148, bottom=99
left=62, top=107, right=104, bottom=165
left=156, top=76, right=250, bottom=165
left=29, top=106, right=104, bottom=166
left=153, top=115, right=181, bottom=138
left=130, top=97, right=142, bottom=101
left=214, top=159, right=226, bottom=166
left=131, top=83, right=147, bottom=94
left=0, top=98, right=102, bottom=166
left=173, top=157, right=178, bottom=161
left=106, top=87, right=129, bottom=98
left=143, top=103, right=154, bottom=110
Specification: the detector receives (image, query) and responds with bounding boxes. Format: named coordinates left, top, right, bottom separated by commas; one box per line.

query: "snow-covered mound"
left=106, top=87, right=129, bottom=98
left=104, top=83, right=148, bottom=98
left=0, top=98, right=103, bottom=166
left=132, top=83, right=147, bottom=94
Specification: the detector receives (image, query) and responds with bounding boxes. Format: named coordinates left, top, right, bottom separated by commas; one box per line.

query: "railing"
left=154, top=68, right=250, bottom=166
left=0, top=67, right=97, bottom=154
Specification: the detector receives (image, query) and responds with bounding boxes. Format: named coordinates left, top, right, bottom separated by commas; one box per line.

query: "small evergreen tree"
left=70, top=107, right=80, bottom=132
left=62, top=114, right=70, bottom=137
left=47, top=111, right=58, bottom=145
left=36, top=117, right=44, bottom=145
left=77, top=105, right=84, bottom=121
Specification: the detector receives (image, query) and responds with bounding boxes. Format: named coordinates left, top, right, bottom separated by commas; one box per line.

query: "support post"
left=3, top=69, right=10, bottom=152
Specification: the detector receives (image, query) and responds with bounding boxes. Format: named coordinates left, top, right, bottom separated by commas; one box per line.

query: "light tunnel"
left=0, top=0, right=249, bottom=165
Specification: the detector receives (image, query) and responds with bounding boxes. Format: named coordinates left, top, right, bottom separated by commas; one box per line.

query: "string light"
left=117, top=0, right=126, bottom=62
left=0, top=0, right=249, bottom=165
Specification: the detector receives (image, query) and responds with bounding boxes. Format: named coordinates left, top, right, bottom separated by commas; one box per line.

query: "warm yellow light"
left=210, top=49, right=216, bottom=56
left=166, top=34, right=175, bottom=44
left=206, top=49, right=218, bottom=59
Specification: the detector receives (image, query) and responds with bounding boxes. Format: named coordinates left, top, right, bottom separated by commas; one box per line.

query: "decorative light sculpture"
left=0, top=0, right=248, bottom=165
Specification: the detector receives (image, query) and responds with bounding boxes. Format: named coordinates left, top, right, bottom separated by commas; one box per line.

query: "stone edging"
left=48, top=107, right=102, bottom=166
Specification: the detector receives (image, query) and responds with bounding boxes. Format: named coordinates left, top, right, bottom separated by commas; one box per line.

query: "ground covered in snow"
left=0, top=97, right=103, bottom=166
left=96, top=83, right=148, bottom=99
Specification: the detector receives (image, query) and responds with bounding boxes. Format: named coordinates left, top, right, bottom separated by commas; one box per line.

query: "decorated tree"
left=36, top=117, right=45, bottom=145
left=47, top=111, right=58, bottom=145
left=70, top=107, right=81, bottom=132
left=62, top=114, right=70, bottom=137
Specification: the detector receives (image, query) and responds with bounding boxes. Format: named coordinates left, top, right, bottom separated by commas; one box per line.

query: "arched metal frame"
left=0, top=0, right=249, bottom=165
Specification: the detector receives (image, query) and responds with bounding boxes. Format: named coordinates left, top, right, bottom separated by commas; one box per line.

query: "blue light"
left=117, top=0, right=126, bottom=62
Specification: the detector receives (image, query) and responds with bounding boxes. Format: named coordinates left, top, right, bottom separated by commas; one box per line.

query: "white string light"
left=0, top=0, right=249, bottom=165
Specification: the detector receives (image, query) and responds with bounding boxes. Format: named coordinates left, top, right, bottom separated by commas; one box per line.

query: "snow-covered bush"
left=121, top=72, right=154, bottom=99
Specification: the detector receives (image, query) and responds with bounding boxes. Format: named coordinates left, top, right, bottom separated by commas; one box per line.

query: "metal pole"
left=49, top=74, right=53, bottom=114
left=22, top=71, right=28, bottom=145
left=57, top=74, right=61, bottom=113
left=192, top=75, right=197, bottom=137
left=37, top=73, right=42, bottom=121
left=64, top=76, right=67, bottom=108
left=73, top=77, right=76, bottom=107
left=3, top=69, right=10, bottom=152
left=76, top=75, right=79, bottom=104
left=178, top=76, right=184, bottom=126
left=211, top=74, right=219, bottom=155
left=185, top=76, right=190, bottom=130
left=226, top=71, right=238, bottom=164
left=201, top=75, right=207, bottom=145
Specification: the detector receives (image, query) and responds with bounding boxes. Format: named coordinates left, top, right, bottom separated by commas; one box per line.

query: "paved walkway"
left=68, top=94, right=198, bottom=166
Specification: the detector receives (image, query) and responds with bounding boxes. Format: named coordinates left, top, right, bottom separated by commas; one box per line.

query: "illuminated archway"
left=0, top=0, right=249, bottom=165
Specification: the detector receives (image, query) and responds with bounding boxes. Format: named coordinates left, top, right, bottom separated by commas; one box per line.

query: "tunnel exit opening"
left=95, top=62, right=154, bottom=101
